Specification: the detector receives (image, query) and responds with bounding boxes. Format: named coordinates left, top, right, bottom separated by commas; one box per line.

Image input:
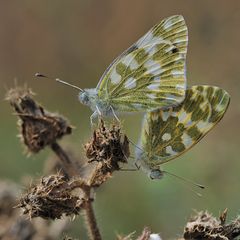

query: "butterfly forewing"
left=140, top=85, right=230, bottom=167
left=137, top=15, right=188, bottom=56
left=98, top=15, right=188, bottom=112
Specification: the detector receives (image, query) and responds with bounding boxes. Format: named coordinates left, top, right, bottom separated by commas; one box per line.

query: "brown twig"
left=50, top=143, right=102, bottom=240
left=51, top=142, right=80, bottom=177
left=82, top=187, right=102, bottom=240
left=7, top=86, right=103, bottom=239
left=51, top=141, right=103, bottom=240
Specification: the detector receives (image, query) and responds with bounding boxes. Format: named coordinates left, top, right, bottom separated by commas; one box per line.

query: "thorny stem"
left=82, top=188, right=102, bottom=240
left=51, top=142, right=102, bottom=240
left=51, top=142, right=79, bottom=177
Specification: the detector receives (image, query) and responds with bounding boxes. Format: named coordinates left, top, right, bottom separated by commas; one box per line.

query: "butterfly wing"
left=97, top=15, right=188, bottom=112
left=139, top=85, right=230, bottom=169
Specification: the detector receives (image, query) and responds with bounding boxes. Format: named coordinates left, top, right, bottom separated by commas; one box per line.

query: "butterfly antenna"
left=35, top=73, right=84, bottom=92
left=119, top=168, right=138, bottom=171
left=179, top=181, right=203, bottom=197
left=128, top=138, right=144, bottom=153
left=162, top=170, right=204, bottom=197
left=162, top=170, right=205, bottom=190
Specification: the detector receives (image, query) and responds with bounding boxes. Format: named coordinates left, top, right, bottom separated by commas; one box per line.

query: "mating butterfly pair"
left=59, top=15, right=230, bottom=179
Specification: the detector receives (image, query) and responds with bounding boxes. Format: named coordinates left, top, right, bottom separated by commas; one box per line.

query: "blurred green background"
left=1, top=1, right=240, bottom=239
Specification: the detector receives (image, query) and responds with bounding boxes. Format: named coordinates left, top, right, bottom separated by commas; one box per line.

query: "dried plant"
left=0, top=180, right=69, bottom=240
left=5, top=85, right=240, bottom=240
left=17, top=174, right=84, bottom=219
left=6, top=86, right=72, bottom=153
left=183, top=210, right=240, bottom=240
left=6, top=86, right=132, bottom=240
left=84, top=119, right=130, bottom=187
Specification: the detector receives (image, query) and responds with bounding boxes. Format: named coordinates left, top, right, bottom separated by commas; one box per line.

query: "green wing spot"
left=187, top=126, right=202, bottom=141
left=116, top=62, right=128, bottom=76
left=134, top=48, right=149, bottom=64
left=172, top=141, right=186, bottom=153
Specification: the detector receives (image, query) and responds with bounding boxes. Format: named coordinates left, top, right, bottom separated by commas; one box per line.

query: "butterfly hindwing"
left=139, top=85, right=230, bottom=169
left=97, top=15, right=188, bottom=112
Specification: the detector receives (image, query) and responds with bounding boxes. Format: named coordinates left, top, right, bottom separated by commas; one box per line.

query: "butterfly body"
left=78, top=15, right=188, bottom=121
left=79, top=89, right=112, bottom=116
left=135, top=150, right=164, bottom=179
left=136, top=85, right=230, bottom=179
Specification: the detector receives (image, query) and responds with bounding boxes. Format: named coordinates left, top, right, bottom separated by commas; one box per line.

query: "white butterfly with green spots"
left=78, top=15, right=188, bottom=123
left=136, top=85, right=230, bottom=179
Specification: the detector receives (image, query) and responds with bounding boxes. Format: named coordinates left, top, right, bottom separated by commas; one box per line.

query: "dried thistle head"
left=183, top=210, right=240, bottom=240
left=17, top=174, right=84, bottom=220
left=0, top=180, right=69, bottom=240
left=6, top=86, right=72, bottom=153
left=84, top=120, right=130, bottom=186
left=84, top=120, right=129, bottom=172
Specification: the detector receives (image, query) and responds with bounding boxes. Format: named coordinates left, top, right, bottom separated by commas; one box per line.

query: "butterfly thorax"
left=78, top=88, right=112, bottom=115
left=136, top=150, right=164, bottom=179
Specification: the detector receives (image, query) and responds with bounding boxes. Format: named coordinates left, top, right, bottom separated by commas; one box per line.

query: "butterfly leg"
left=134, top=162, right=140, bottom=170
left=90, top=111, right=98, bottom=125
left=110, top=106, right=120, bottom=122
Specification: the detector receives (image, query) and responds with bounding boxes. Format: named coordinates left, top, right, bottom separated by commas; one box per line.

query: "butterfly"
left=135, top=85, right=230, bottom=179
left=77, top=15, right=188, bottom=123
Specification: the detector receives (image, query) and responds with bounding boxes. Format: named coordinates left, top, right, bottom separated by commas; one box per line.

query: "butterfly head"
left=78, top=88, right=97, bottom=107
left=149, top=169, right=164, bottom=180
left=135, top=147, right=164, bottom=180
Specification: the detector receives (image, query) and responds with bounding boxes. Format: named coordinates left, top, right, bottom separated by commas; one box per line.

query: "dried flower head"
left=183, top=210, right=240, bottom=240
left=85, top=119, right=129, bottom=172
left=6, top=86, right=72, bottom=153
left=0, top=180, right=69, bottom=239
left=17, top=174, right=84, bottom=220
left=84, top=120, right=130, bottom=187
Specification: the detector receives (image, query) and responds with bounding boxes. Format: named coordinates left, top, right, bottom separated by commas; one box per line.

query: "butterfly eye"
left=79, top=92, right=90, bottom=105
left=149, top=170, right=164, bottom=180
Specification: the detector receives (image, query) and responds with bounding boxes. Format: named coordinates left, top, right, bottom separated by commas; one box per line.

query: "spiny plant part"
left=41, top=15, right=188, bottom=124
left=135, top=85, right=230, bottom=179
left=84, top=120, right=130, bottom=177
left=6, top=86, right=72, bottom=153
left=17, top=174, right=84, bottom=220
left=183, top=210, right=240, bottom=239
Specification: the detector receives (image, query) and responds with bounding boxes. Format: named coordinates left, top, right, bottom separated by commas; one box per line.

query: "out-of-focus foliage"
left=1, top=1, right=239, bottom=239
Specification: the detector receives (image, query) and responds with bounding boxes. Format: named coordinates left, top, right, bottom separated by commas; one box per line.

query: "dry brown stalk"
left=6, top=86, right=240, bottom=240
left=6, top=86, right=131, bottom=240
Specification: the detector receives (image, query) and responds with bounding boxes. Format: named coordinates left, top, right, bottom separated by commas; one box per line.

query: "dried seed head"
left=183, top=210, right=240, bottom=240
left=84, top=120, right=130, bottom=174
left=0, top=181, right=69, bottom=239
left=6, top=86, right=72, bottom=153
left=17, top=174, right=84, bottom=220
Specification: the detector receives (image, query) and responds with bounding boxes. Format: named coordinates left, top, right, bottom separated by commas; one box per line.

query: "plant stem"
left=51, top=142, right=102, bottom=240
left=83, top=188, right=102, bottom=240
left=51, top=142, right=79, bottom=177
